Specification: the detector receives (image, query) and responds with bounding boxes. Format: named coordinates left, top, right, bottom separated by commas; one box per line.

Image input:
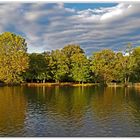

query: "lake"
left=0, top=86, right=140, bottom=137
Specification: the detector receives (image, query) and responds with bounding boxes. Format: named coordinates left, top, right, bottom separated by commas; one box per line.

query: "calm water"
left=0, top=86, right=140, bottom=137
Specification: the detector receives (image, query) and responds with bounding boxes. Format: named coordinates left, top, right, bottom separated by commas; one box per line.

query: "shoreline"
left=25, top=82, right=140, bottom=88
left=1, top=82, right=140, bottom=88
left=24, top=82, right=99, bottom=87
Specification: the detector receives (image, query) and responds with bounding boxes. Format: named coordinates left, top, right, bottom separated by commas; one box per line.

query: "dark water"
left=0, top=86, right=140, bottom=137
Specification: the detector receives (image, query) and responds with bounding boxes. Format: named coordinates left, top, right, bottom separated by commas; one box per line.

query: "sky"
left=0, top=2, right=140, bottom=55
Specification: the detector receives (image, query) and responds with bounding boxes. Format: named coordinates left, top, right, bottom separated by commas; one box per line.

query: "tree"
left=71, top=53, right=90, bottom=83
left=61, top=44, right=84, bottom=81
left=90, top=49, right=116, bottom=84
left=61, top=44, right=84, bottom=58
left=114, top=44, right=136, bottom=84
left=0, top=32, right=29, bottom=84
left=130, top=46, right=140, bottom=82
left=49, top=50, right=69, bottom=83
left=24, top=52, right=51, bottom=83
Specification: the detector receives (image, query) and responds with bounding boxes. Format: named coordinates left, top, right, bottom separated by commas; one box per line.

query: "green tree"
left=61, top=44, right=84, bottom=81
left=90, top=49, right=116, bottom=84
left=130, top=46, right=140, bottom=82
left=62, top=44, right=84, bottom=58
left=0, top=32, right=29, bottom=84
left=71, top=53, right=90, bottom=84
left=114, top=45, right=136, bottom=84
left=24, top=52, right=51, bottom=83
left=49, top=50, right=69, bottom=83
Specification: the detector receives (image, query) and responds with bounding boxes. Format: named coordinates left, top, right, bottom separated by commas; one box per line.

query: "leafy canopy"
left=0, top=32, right=29, bottom=84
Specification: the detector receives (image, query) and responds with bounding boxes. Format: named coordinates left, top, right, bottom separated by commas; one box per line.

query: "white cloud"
left=0, top=2, right=140, bottom=55
left=100, top=6, right=123, bottom=21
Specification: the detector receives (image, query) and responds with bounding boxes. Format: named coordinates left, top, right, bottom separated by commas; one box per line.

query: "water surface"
left=0, top=86, right=140, bottom=136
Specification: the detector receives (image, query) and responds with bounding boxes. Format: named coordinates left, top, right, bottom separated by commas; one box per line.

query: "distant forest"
left=0, top=32, right=140, bottom=85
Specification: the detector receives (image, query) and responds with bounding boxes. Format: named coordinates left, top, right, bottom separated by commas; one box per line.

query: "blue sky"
left=64, top=3, right=118, bottom=10
left=0, top=2, right=140, bottom=55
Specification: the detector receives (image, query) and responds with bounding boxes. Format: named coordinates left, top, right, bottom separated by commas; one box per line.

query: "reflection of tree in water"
left=90, top=87, right=124, bottom=120
left=0, top=86, right=27, bottom=136
left=1, top=86, right=140, bottom=136
left=90, top=87, right=140, bottom=129
left=22, top=86, right=140, bottom=136
left=123, top=87, right=140, bottom=124
left=23, top=86, right=97, bottom=129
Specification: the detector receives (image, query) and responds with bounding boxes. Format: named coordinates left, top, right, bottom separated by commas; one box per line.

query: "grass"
left=107, top=82, right=140, bottom=87
left=25, top=82, right=98, bottom=87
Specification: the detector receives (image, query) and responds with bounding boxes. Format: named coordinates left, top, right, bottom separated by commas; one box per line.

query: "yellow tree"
left=0, top=32, right=29, bottom=84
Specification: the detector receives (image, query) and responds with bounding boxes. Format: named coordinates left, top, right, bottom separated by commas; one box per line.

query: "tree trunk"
left=125, top=77, right=127, bottom=84
left=55, top=80, right=59, bottom=83
left=127, top=77, right=130, bottom=83
left=124, top=77, right=129, bottom=87
left=103, top=80, right=107, bottom=87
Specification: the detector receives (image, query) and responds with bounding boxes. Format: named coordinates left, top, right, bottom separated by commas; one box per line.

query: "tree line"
left=0, top=32, right=140, bottom=85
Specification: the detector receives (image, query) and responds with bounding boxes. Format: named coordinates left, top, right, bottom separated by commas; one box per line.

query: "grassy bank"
left=107, top=83, right=140, bottom=87
left=1, top=82, right=140, bottom=88
left=25, top=82, right=98, bottom=87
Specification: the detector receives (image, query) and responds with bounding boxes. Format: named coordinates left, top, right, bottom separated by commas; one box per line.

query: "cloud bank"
left=0, top=3, right=140, bottom=55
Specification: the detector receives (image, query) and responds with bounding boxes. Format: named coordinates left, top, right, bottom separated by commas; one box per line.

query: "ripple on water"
left=1, top=86, right=140, bottom=136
